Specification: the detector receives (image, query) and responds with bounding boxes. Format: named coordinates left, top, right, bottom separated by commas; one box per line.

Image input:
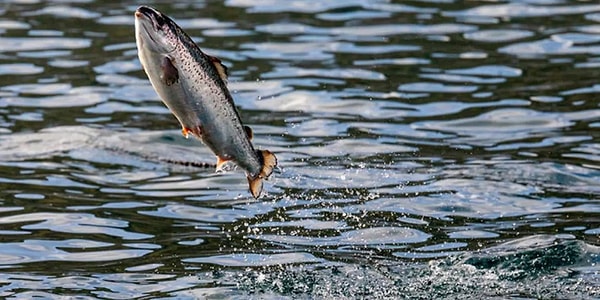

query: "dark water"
left=0, top=0, right=599, bottom=299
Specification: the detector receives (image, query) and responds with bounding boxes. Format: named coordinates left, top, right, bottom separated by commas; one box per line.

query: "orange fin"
left=257, top=150, right=277, bottom=179
left=247, top=150, right=277, bottom=198
left=247, top=175, right=263, bottom=199
left=244, top=125, right=253, bottom=140
left=183, top=125, right=203, bottom=139
left=182, top=127, right=192, bottom=139
left=208, top=54, right=228, bottom=83
left=215, top=156, right=231, bottom=172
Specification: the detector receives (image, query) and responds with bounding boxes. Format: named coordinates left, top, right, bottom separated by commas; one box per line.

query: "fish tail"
left=247, top=150, right=277, bottom=198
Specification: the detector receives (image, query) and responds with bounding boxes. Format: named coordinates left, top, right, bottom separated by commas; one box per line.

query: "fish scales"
left=134, top=5, right=277, bottom=198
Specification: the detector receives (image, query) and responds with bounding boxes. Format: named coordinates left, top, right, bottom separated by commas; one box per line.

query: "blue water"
left=0, top=1, right=599, bottom=298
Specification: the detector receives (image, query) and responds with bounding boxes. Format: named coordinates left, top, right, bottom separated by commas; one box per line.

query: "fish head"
left=135, top=6, right=179, bottom=54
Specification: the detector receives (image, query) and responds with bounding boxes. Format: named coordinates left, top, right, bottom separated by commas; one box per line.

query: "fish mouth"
left=134, top=6, right=176, bottom=53
left=135, top=6, right=166, bottom=32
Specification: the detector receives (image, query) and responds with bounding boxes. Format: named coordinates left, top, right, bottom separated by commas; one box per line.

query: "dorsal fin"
left=207, top=54, right=228, bottom=83
left=244, top=125, right=253, bottom=140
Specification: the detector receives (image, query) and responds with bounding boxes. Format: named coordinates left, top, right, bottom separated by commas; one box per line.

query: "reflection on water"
left=0, top=0, right=599, bottom=298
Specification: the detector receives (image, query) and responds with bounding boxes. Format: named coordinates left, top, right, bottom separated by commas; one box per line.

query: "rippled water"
left=0, top=0, right=599, bottom=299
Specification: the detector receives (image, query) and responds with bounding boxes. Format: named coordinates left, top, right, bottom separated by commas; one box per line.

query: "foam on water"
left=0, top=0, right=598, bottom=298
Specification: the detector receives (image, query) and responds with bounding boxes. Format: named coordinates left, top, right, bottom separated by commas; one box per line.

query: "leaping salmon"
left=134, top=5, right=276, bottom=198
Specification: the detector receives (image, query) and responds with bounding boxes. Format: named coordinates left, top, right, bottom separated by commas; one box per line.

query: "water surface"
left=0, top=0, right=599, bottom=299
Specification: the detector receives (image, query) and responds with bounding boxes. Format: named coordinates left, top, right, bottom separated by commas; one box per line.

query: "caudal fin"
left=247, top=150, right=277, bottom=198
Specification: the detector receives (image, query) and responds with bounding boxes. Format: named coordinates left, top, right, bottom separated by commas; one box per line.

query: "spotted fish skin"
left=134, top=5, right=276, bottom=198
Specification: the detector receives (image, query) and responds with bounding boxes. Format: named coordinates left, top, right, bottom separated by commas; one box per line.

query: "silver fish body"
left=134, top=6, right=276, bottom=198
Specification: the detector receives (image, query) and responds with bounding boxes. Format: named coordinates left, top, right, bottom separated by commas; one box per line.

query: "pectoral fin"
left=161, top=56, right=179, bottom=86
left=182, top=125, right=203, bottom=139
left=182, top=127, right=192, bottom=139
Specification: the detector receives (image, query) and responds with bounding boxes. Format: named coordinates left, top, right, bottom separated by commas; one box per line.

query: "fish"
left=134, top=5, right=276, bottom=198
